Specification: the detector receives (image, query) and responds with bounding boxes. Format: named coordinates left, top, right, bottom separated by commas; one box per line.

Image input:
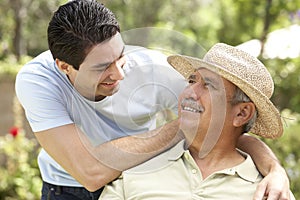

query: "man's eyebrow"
left=90, top=45, right=125, bottom=70
left=203, top=76, right=221, bottom=87
left=204, top=77, right=214, bottom=83
left=188, top=74, right=197, bottom=80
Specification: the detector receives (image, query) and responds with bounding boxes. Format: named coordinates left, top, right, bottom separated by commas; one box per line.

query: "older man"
left=99, top=43, right=295, bottom=200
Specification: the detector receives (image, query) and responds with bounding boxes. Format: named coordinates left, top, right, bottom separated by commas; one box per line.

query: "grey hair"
left=230, top=87, right=258, bottom=133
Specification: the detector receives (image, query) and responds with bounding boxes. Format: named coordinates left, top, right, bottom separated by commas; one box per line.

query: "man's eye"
left=188, top=79, right=196, bottom=84
left=95, top=66, right=108, bottom=72
left=98, top=68, right=106, bottom=72
left=204, top=82, right=216, bottom=89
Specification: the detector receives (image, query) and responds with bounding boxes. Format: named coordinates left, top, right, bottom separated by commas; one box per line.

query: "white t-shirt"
left=15, top=46, right=187, bottom=186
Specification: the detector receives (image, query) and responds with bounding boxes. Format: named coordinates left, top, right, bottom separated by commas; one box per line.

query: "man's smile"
left=181, top=98, right=204, bottom=113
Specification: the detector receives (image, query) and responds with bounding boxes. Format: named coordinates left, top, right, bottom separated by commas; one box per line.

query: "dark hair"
left=47, top=0, right=120, bottom=69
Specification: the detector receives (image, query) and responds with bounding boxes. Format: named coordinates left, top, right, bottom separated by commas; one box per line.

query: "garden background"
left=0, top=0, right=299, bottom=199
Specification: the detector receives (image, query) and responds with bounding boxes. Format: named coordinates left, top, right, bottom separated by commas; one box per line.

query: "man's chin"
left=180, top=110, right=201, bottom=121
left=180, top=111, right=200, bottom=140
left=96, top=85, right=120, bottom=97
left=109, top=87, right=120, bottom=96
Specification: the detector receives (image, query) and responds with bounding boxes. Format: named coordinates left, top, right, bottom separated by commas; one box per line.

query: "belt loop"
left=54, top=185, right=62, bottom=195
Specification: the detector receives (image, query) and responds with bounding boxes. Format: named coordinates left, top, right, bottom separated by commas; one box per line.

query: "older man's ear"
left=232, top=102, right=256, bottom=128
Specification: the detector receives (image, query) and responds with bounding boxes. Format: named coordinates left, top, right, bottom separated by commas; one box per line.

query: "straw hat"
left=168, top=43, right=283, bottom=139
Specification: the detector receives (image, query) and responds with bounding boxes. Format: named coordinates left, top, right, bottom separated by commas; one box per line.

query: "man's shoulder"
left=16, top=50, right=66, bottom=92
left=28, top=50, right=54, bottom=65
left=17, top=50, right=57, bottom=77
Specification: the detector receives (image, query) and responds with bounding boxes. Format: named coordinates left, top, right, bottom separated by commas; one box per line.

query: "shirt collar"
left=167, top=139, right=186, bottom=161
left=208, top=150, right=261, bottom=183
left=168, top=143, right=261, bottom=183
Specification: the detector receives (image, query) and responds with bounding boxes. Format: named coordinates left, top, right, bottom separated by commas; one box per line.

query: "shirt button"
left=191, top=169, right=197, bottom=174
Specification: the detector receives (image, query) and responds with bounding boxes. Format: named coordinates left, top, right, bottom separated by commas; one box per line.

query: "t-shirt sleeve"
left=15, top=69, right=73, bottom=133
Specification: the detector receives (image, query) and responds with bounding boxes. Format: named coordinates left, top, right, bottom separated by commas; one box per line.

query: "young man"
left=15, top=0, right=290, bottom=199
left=99, top=43, right=295, bottom=200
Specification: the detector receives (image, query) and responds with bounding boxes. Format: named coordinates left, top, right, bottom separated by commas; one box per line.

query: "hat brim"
left=168, top=55, right=283, bottom=139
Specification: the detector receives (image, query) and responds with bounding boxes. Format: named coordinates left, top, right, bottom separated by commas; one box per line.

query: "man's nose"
left=184, top=84, right=201, bottom=100
left=108, top=61, right=124, bottom=80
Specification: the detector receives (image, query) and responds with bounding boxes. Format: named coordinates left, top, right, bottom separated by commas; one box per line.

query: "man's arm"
left=237, top=134, right=291, bottom=200
left=35, top=119, right=182, bottom=192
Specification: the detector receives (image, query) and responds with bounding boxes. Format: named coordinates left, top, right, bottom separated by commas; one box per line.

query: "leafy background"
left=0, top=0, right=299, bottom=199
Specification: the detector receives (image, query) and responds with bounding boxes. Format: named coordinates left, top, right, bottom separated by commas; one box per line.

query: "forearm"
left=87, top=119, right=183, bottom=171
left=237, top=134, right=281, bottom=176
left=35, top=120, right=182, bottom=191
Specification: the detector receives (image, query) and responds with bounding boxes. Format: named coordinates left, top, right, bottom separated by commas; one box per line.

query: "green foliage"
left=0, top=0, right=66, bottom=58
left=265, top=57, right=300, bottom=113
left=0, top=55, right=32, bottom=79
left=0, top=131, right=42, bottom=200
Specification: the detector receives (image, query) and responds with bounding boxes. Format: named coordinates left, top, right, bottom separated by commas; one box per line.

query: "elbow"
left=85, top=184, right=104, bottom=192
left=79, top=167, right=120, bottom=192
left=84, top=182, right=104, bottom=192
left=80, top=172, right=107, bottom=192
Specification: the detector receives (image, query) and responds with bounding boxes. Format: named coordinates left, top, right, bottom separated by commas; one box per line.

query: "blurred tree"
left=10, top=0, right=32, bottom=60
left=0, top=0, right=65, bottom=60
left=266, top=57, right=300, bottom=113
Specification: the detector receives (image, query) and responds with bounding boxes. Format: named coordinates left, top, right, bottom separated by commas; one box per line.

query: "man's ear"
left=56, top=59, right=72, bottom=74
left=233, top=102, right=256, bottom=128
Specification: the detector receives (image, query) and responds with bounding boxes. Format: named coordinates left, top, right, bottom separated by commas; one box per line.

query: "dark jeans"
left=41, top=181, right=103, bottom=200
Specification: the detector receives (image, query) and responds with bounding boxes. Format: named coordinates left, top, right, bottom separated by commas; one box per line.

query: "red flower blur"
left=9, top=127, right=19, bottom=137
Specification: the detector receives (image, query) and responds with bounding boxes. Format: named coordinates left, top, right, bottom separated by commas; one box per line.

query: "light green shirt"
left=100, top=140, right=266, bottom=200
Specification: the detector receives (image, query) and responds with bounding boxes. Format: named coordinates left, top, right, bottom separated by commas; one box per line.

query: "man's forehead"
left=79, top=33, right=124, bottom=69
left=190, top=68, right=221, bottom=79
left=191, top=68, right=236, bottom=89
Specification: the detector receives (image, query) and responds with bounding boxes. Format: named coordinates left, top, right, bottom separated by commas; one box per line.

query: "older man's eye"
left=188, top=79, right=196, bottom=84
left=204, top=82, right=211, bottom=86
left=204, top=81, right=217, bottom=90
